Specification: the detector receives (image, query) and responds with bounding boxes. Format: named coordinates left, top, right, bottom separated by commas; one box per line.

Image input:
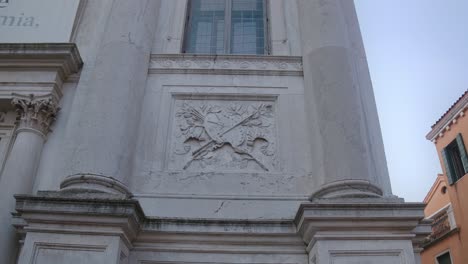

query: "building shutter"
left=456, top=133, right=468, bottom=174
left=442, top=148, right=455, bottom=185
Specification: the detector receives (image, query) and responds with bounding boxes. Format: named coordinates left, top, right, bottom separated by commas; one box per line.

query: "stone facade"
left=0, top=1, right=429, bottom=264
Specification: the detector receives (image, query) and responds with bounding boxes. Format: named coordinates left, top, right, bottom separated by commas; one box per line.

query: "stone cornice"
left=426, top=90, right=468, bottom=141
left=149, top=54, right=303, bottom=76
left=13, top=192, right=302, bottom=254
left=0, top=43, right=83, bottom=103
left=13, top=193, right=431, bottom=255
left=14, top=192, right=145, bottom=248
left=0, top=43, right=83, bottom=80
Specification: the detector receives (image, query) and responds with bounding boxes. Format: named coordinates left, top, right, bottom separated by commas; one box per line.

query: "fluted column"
left=0, top=94, right=58, bottom=264
left=298, top=0, right=392, bottom=198
left=60, top=0, right=160, bottom=195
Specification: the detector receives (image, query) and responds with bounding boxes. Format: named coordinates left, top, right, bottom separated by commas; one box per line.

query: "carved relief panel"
left=168, top=96, right=279, bottom=172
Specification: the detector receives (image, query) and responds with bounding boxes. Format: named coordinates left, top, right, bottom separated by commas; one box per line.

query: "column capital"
left=11, top=93, right=59, bottom=138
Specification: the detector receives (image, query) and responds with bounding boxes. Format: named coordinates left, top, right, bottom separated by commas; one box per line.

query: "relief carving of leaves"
left=242, top=104, right=273, bottom=127
left=177, top=103, right=208, bottom=141
left=243, top=119, right=263, bottom=127
left=227, top=104, right=246, bottom=116
left=174, top=100, right=277, bottom=171
left=181, top=125, right=206, bottom=141
left=208, top=105, right=222, bottom=113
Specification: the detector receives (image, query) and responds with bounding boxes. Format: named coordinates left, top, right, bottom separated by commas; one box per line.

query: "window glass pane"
left=230, top=0, right=265, bottom=55
left=437, top=252, right=452, bottom=264
left=186, top=0, right=225, bottom=54
left=447, top=141, right=465, bottom=181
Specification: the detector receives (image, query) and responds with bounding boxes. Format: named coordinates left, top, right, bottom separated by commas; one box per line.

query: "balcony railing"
left=429, top=212, right=451, bottom=241
left=422, top=204, right=458, bottom=248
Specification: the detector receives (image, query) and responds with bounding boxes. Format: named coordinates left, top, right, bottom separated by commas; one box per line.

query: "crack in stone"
left=214, top=201, right=226, bottom=214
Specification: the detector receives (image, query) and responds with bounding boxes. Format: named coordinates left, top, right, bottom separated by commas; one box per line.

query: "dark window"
left=436, top=252, right=452, bottom=264
left=183, top=0, right=268, bottom=55
left=442, top=134, right=468, bottom=184
left=441, top=186, right=447, bottom=194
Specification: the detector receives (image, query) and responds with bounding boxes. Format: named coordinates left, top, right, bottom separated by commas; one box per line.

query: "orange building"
left=422, top=90, right=468, bottom=264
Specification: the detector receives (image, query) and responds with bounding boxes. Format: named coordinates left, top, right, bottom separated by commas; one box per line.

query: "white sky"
left=355, top=0, right=468, bottom=201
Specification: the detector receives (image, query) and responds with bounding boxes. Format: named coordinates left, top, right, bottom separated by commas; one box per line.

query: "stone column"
left=0, top=94, right=58, bottom=264
left=297, top=0, right=392, bottom=198
left=60, top=0, right=160, bottom=195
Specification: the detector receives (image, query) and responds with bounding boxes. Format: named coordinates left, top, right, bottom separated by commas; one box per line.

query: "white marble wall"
left=29, top=0, right=395, bottom=218
left=131, top=69, right=312, bottom=219
left=297, top=0, right=393, bottom=197
left=2, top=1, right=429, bottom=264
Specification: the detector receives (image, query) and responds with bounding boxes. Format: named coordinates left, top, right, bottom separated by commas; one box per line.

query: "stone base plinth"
left=12, top=193, right=429, bottom=264
left=13, top=191, right=142, bottom=264
left=295, top=198, right=431, bottom=264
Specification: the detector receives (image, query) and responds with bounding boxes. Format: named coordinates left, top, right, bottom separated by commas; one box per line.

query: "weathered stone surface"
left=296, top=198, right=430, bottom=264
left=13, top=193, right=429, bottom=264
left=0, top=1, right=429, bottom=264
left=170, top=98, right=278, bottom=172
left=0, top=43, right=82, bottom=264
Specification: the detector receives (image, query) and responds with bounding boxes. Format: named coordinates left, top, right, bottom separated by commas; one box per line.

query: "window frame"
left=182, top=0, right=270, bottom=55
left=442, top=133, right=468, bottom=185
left=435, top=250, right=453, bottom=264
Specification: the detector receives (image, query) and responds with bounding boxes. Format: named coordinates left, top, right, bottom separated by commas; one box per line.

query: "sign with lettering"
left=0, top=0, right=80, bottom=42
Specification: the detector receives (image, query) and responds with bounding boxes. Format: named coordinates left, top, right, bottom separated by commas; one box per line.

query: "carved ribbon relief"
left=170, top=100, right=278, bottom=172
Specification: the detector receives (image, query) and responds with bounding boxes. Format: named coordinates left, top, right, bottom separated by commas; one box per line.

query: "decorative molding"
left=310, top=179, right=383, bottom=199
left=426, top=91, right=468, bottom=141
left=149, top=54, right=303, bottom=76
left=11, top=93, right=58, bottom=138
left=329, top=250, right=403, bottom=264
left=0, top=43, right=83, bottom=102
left=60, top=173, right=132, bottom=198
left=13, top=193, right=428, bottom=261
left=32, top=242, right=106, bottom=263
left=0, top=43, right=83, bottom=80
left=14, top=192, right=302, bottom=256
left=133, top=193, right=309, bottom=201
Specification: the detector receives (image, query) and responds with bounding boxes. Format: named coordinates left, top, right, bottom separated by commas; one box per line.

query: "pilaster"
left=60, top=0, right=161, bottom=191
left=0, top=94, right=60, bottom=264
left=0, top=43, right=83, bottom=264
left=297, top=0, right=392, bottom=197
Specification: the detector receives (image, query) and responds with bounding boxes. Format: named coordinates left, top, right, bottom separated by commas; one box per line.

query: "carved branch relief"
left=169, top=99, right=278, bottom=172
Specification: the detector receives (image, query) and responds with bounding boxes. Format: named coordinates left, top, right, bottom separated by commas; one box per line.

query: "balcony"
left=423, top=204, right=458, bottom=247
